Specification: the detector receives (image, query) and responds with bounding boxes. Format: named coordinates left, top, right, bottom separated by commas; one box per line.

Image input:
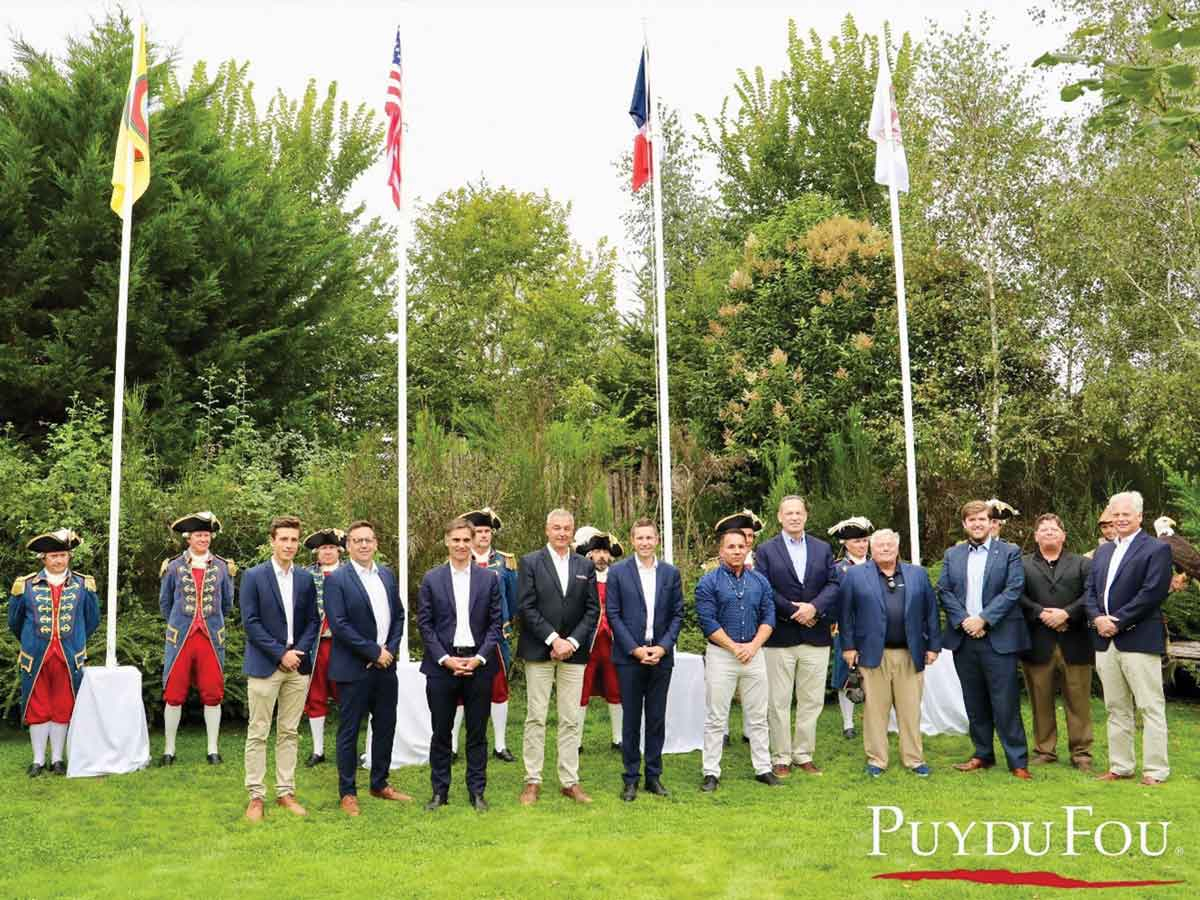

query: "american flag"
left=384, top=29, right=403, bottom=208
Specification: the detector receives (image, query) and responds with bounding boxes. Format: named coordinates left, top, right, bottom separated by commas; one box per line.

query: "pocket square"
left=575, top=574, right=587, bottom=580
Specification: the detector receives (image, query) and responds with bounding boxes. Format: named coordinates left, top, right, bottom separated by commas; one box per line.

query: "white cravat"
left=44, top=569, right=69, bottom=587
left=1103, top=533, right=1136, bottom=615
left=272, top=559, right=295, bottom=644
left=188, top=551, right=211, bottom=568
left=450, top=562, right=475, bottom=647
left=352, top=559, right=390, bottom=645
left=638, top=557, right=658, bottom=642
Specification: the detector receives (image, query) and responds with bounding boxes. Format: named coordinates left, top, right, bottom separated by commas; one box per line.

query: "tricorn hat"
left=27, top=528, right=81, bottom=554
left=171, top=511, right=222, bottom=535
left=574, top=526, right=624, bottom=558
left=715, top=509, right=764, bottom=537
left=304, top=528, right=346, bottom=551
left=986, top=498, right=1019, bottom=521
left=461, top=507, right=503, bottom=532
left=828, top=517, right=874, bottom=541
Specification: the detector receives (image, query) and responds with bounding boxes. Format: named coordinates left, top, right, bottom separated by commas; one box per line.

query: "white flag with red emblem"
left=868, top=48, right=908, bottom=193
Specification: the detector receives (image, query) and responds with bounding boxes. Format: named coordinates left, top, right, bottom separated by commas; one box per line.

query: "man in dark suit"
left=1085, top=491, right=1173, bottom=786
left=240, top=515, right=320, bottom=820
left=754, top=496, right=839, bottom=777
left=606, top=518, right=684, bottom=801
left=839, top=529, right=940, bottom=777
left=938, top=499, right=1031, bottom=779
left=417, top=517, right=503, bottom=812
left=1019, top=513, right=1094, bottom=771
left=516, top=508, right=600, bottom=805
left=324, top=519, right=412, bottom=815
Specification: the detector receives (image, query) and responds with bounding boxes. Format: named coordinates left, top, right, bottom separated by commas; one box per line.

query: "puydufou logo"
left=869, top=806, right=1170, bottom=858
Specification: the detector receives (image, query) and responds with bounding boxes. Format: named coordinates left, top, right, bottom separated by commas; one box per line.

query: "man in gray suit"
left=517, top=508, right=600, bottom=805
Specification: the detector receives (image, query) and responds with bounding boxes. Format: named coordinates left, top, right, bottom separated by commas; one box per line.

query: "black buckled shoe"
left=701, top=775, right=719, bottom=792
left=755, top=771, right=782, bottom=787
left=305, top=753, right=325, bottom=767
left=27, top=763, right=44, bottom=778
left=50, top=761, right=67, bottom=775
left=158, top=754, right=175, bottom=767
left=424, top=794, right=448, bottom=811
left=206, top=753, right=223, bottom=765
left=493, top=748, right=515, bottom=762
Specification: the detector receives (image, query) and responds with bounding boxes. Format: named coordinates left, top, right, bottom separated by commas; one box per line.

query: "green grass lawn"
left=1, top=691, right=1196, bottom=899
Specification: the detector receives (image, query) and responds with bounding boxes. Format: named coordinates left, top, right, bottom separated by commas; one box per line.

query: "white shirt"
left=352, top=559, right=390, bottom=646
left=450, top=562, right=476, bottom=647
left=1103, top=533, right=1137, bottom=615
left=543, top=545, right=579, bottom=650
left=272, top=559, right=295, bottom=644
left=637, top=556, right=658, bottom=642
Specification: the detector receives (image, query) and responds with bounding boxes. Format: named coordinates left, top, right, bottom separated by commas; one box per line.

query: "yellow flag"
left=110, top=23, right=150, bottom=218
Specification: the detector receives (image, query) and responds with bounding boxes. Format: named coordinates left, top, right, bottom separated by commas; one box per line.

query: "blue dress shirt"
left=965, top=538, right=991, bottom=617
left=784, top=532, right=808, bottom=586
left=695, top=563, right=776, bottom=643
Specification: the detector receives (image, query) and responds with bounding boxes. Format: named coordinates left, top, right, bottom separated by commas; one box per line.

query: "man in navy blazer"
left=754, top=497, right=839, bottom=776
left=324, top=519, right=411, bottom=815
left=938, top=500, right=1031, bottom=778
left=606, top=518, right=684, bottom=801
left=1085, top=491, right=1172, bottom=785
left=417, top=517, right=503, bottom=811
left=839, top=529, right=940, bottom=776
left=240, top=516, right=319, bottom=820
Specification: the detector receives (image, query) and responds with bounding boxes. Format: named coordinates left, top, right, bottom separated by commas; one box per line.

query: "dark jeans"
left=335, top=666, right=398, bottom=797
left=953, top=636, right=1028, bottom=769
left=616, top=659, right=673, bottom=784
left=427, top=665, right=492, bottom=797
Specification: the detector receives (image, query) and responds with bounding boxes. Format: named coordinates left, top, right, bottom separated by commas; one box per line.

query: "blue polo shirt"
left=695, top=563, right=776, bottom=643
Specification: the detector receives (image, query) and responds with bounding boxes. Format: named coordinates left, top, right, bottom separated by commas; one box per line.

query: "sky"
left=2, top=2, right=1071, bottom=302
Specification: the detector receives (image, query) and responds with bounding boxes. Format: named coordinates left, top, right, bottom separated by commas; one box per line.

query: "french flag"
left=629, top=49, right=651, bottom=192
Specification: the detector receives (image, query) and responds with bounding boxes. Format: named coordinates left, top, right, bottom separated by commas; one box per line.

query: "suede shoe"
left=772, top=764, right=791, bottom=778
left=519, top=782, right=540, bottom=806
left=560, top=784, right=592, bottom=804
left=276, top=794, right=307, bottom=816
left=245, top=798, right=265, bottom=822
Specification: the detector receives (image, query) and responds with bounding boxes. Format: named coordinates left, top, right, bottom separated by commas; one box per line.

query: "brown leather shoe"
left=560, top=784, right=592, bottom=804
left=369, top=785, right=412, bottom=802
left=1011, top=767, right=1033, bottom=780
left=772, top=764, right=791, bottom=778
left=1030, top=753, right=1056, bottom=765
left=1072, top=757, right=1093, bottom=773
left=245, top=798, right=264, bottom=822
left=953, top=757, right=994, bottom=772
left=276, top=794, right=307, bottom=816
left=1141, top=775, right=1165, bottom=786
left=1096, top=771, right=1134, bottom=782
left=519, top=782, right=540, bottom=806
left=340, top=795, right=360, bottom=817
left=795, top=762, right=822, bottom=775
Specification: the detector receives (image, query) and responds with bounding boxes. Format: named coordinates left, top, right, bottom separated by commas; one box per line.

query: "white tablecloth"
left=364, top=662, right=433, bottom=769
left=888, top=649, right=969, bottom=735
left=659, top=651, right=705, bottom=753
left=66, top=666, right=151, bottom=777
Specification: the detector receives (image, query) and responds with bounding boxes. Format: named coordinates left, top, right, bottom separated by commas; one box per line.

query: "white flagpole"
left=394, top=33, right=410, bottom=661
left=642, top=25, right=675, bottom=564
left=102, top=21, right=142, bottom=668
left=879, top=31, right=921, bottom=565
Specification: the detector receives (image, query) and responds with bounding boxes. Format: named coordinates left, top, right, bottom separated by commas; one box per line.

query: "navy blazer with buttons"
left=416, top=562, right=503, bottom=679
left=937, top=538, right=1029, bottom=654
left=838, top=561, right=941, bottom=672
left=240, top=560, right=320, bottom=678
left=324, top=562, right=405, bottom=682
left=754, top=532, right=840, bottom=648
left=605, top=556, right=685, bottom=668
left=1084, top=530, right=1172, bottom=655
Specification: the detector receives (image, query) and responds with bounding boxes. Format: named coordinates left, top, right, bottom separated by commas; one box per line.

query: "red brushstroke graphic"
left=875, top=869, right=1183, bottom=888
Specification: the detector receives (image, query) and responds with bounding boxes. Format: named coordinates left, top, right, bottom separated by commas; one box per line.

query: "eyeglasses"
left=349, top=537, right=377, bottom=545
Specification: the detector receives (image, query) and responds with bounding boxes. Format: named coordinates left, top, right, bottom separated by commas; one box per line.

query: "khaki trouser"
left=523, top=660, right=586, bottom=788
left=703, top=645, right=770, bottom=777
left=244, top=667, right=309, bottom=800
left=1095, top=645, right=1169, bottom=781
left=1022, top=644, right=1094, bottom=762
left=861, top=648, right=924, bottom=770
left=763, top=643, right=829, bottom=765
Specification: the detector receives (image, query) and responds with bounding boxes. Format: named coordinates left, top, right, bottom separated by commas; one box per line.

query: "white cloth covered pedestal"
left=887, top=648, right=968, bottom=735
left=364, top=661, right=433, bottom=769
left=653, top=650, right=705, bottom=754
left=66, top=666, right=151, bottom=777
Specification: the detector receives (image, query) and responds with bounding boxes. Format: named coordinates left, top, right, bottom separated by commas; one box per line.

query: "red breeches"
left=163, top=629, right=224, bottom=706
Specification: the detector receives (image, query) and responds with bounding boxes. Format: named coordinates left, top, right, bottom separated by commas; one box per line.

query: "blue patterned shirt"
left=695, top=563, right=776, bottom=643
